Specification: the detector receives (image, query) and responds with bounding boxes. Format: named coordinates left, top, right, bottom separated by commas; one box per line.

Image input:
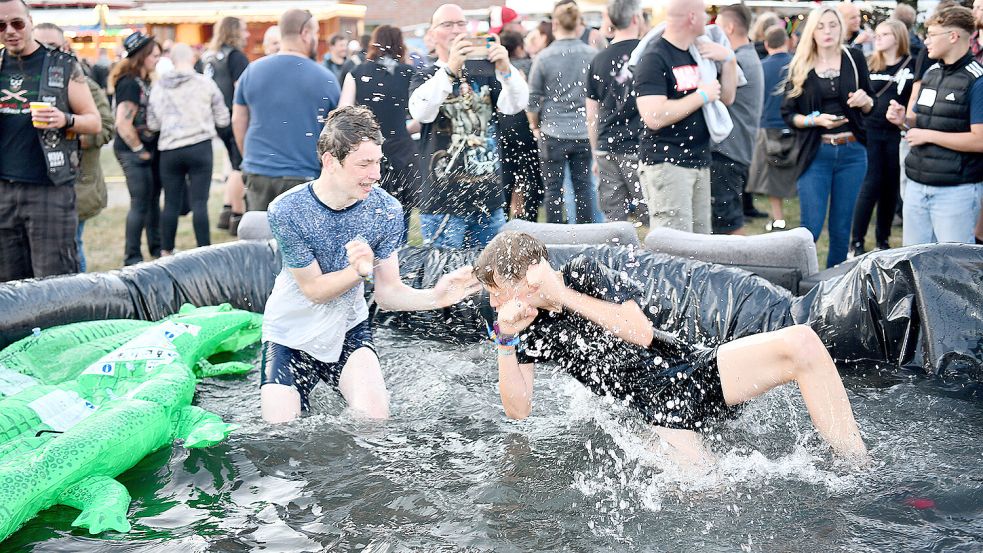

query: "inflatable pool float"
left=0, top=304, right=262, bottom=542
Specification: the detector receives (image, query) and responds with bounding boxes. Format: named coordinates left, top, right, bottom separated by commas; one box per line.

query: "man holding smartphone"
left=408, top=3, right=529, bottom=249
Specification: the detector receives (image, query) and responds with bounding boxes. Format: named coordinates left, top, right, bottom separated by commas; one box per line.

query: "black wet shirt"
left=0, top=47, right=47, bottom=184
left=514, top=257, right=725, bottom=429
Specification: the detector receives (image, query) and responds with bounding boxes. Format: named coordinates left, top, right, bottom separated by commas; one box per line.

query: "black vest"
left=905, top=53, right=983, bottom=186
left=0, top=44, right=80, bottom=186
left=201, top=45, right=235, bottom=109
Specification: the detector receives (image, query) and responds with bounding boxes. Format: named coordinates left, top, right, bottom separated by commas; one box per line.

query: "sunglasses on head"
left=0, top=18, right=27, bottom=32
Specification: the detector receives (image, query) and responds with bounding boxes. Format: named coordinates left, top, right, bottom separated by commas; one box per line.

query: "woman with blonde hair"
left=781, top=7, right=873, bottom=267
left=849, top=18, right=913, bottom=256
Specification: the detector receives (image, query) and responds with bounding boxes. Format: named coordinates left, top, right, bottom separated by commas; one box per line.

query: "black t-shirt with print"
left=0, top=47, right=50, bottom=184
left=410, top=65, right=503, bottom=216
left=633, top=37, right=711, bottom=168
left=868, top=57, right=915, bottom=133
left=513, top=256, right=726, bottom=429
left=587, top=39, right=642, bottom=155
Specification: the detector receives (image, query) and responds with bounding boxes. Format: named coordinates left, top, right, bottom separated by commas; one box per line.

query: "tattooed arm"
left=64, top=65, right=100, bottom=134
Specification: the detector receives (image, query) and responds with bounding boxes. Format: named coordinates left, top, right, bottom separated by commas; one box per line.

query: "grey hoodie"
left=147, top=69, right=230, bottom=151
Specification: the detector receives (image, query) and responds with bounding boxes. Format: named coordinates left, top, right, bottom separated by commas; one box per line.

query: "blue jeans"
left=76, top=219, right=86, bottom=273
left=563, top=166, right=605, bottom=223
left=797, top=141, right=868, bottom=267
left=419, top=208, right=506, bottom=249
left=540, top=136, right=594, bottom=224
left=902, top=180, right=983, bottom=246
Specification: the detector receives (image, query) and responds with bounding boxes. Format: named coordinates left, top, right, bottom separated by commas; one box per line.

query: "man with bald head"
left=408, top=3, right=529, bottom=248
left=633, top=0, right=737, bottom=234
left=837, top=2, right=872, bottom=54
left=232, top=9, right=340, bottom=212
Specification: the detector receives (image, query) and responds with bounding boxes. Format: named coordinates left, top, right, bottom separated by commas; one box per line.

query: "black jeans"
left=852, top=131, right=901, bottom=248
left=539, top=135, right=593, bottom=224
left=159, top=140, right=213, bottom=251
left=0, top=180, right=79, bottom=281
left=116, top=148, right=161, bottom=265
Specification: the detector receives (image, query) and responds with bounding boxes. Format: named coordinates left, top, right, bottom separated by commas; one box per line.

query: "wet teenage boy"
left=475, top=231, right=868, bottom=466
left=261, top=106, right=481, bottom=423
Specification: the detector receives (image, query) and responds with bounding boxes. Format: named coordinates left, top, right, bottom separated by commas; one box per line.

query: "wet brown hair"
left=474, top=232, right=550, bottom=287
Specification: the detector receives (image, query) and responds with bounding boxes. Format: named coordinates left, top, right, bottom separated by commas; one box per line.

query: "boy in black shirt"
left=475, top=232, right=868, bottom=467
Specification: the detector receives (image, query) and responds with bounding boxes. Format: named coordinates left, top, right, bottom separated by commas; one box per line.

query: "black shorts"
left=217, top=124, right=242, bottom=171
left=710, top=152, right=747, bottom=234
left=260, top=319, right=376, bottom=410
left=630, top=347, right=734, bottom=432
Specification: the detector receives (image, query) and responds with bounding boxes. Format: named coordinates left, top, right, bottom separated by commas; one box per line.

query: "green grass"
left=85, top=146, right=901, bottom=272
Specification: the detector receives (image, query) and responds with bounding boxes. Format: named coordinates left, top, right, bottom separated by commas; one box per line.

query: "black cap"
left=123, top=31, right=154, bottom=57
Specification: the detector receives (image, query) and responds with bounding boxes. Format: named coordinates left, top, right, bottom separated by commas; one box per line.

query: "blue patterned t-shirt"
left=263, top=183, right=404, bottom=361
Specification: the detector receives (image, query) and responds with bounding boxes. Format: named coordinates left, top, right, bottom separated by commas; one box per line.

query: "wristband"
left=64, top=112, right=75, bottom=130
left=131, top=144, right=145, bottom=153
left=497, top=69, right=512, bottom=80
left=697, top=90, right=710, bottom=105
left=497, top=346, right=516, bottom=356
left=723, top=51, right=736, bottom=63
left=486, top=321, right=521, bottom=347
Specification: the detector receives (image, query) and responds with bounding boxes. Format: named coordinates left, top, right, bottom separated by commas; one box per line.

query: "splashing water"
left=6, top=329, right=983, bottom=551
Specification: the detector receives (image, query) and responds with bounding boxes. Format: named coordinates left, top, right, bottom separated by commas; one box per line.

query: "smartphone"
left=465, top=34, right=494, bottom=60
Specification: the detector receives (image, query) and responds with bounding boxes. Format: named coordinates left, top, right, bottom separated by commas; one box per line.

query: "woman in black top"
left=109, top=32, right=162, bottom=266
left=338, top=25, right=419, bottom=240
left=782, top=7, right=874, bottom=268
left=850, top=19, right=913, bottom=255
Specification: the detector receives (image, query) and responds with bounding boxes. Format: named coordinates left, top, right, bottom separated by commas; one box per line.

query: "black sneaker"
left=848, top=241, right=865, bottom=259
left=875, top=241, right=890, bottom=251
left=744, top=207, right=769, bottom=219
left=228, top=213, right=242, bottom=237
left=217, top=205, right=232, bottom=230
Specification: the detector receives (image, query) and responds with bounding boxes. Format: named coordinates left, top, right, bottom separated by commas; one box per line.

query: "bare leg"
left=768, top=196, right=784, bottom=221
left=337, top=347, right=390, bottom=419
left=261, top=383, right=302, bottom=423
left=716, top=325, right=867, bottom=458
left=225, top=171, right=245, bottom=214
left=651, top=426, right=717, bottom=472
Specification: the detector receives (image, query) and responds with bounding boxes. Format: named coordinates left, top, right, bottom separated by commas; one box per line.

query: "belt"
left=820, top=133, right=856, bottom=146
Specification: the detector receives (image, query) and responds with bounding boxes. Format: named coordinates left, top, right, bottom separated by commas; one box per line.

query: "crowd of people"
left=1, top=0, right=982, bottom=282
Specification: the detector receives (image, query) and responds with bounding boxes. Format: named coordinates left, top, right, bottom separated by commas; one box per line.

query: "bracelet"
left=64, top=112, right=75, bottom=130
left=497, top=70, right=512, bottom=80
left=131, top=144, right=145, bottom=153
left=443, top=66, right=458, bottom=80
left=497, top=346, right=516, bottom=356
left=486, top=321, right=521, bottom=347
left=697, top=90, right=710, bottom=105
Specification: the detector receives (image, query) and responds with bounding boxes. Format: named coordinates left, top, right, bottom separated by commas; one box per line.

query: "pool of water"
left=8, top=328, right=983, bottom=552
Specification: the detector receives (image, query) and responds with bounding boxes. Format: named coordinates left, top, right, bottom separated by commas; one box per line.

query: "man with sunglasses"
left=0, top=0, right=100, bottom=282
left=232, top=8, right=339, bottom=213
left=887, top=6, right=983, bottom=246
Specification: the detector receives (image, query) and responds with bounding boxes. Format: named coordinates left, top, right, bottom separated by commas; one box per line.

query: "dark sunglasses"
left=0, top=18, right=27, bottom=32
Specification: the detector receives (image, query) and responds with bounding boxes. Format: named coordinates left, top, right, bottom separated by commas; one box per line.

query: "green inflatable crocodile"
left=0, top=304, right=262, bottom=543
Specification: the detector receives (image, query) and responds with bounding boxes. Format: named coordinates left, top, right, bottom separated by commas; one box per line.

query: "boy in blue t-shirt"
left=261, top=106, right=481, bottom=423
